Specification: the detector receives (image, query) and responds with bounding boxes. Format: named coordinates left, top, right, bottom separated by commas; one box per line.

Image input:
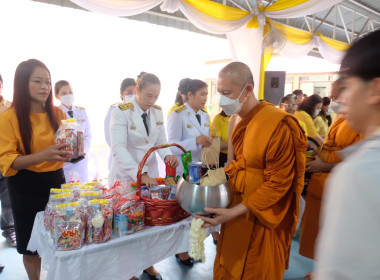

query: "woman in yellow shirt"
left=0, top=59, right=69, bottom=279
left=211, top=110, right=230, bottom=167
left=294, top=94, right=324, bottom=145
left=314, top=97, right=331, bottom=138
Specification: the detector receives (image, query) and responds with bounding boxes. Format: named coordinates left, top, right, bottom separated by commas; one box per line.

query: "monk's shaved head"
left=219, top=62, right=254, bottom=89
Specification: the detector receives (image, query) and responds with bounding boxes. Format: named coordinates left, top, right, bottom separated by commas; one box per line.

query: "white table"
left=28, top=212, right=192, bottom=280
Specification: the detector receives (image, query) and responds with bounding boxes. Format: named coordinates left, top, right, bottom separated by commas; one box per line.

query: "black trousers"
left=8, top=169, right=65, bottom=255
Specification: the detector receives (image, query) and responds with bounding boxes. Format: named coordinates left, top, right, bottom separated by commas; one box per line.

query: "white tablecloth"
left=28, top=212, right=192, bottom=280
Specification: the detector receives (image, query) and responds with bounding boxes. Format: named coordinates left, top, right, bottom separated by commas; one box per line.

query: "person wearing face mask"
left=55, top=80, right=92, bottom=183
left=279, top=94, right=309, bottom=134
left=314, top=97, right=331, bottom=138
left=314, top=29, right=380, bottom=280
left=299, top=77, right=362, bottom=280
left=104, top=78, right=137, bottom=148
left=104, top=78, right=136, bottom=168
left=197, top=62, right=307, bottom=280
left=294, top=94, right=324, bottom=146
left=109, top=73, right=178, bottom=280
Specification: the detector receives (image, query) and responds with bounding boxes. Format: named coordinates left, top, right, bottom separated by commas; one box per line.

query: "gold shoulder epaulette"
left=153, top=104, right=162, bottom=110
left=175, top=102, right=180, bottom=106
left=75, top=105, right=85, bottom=110
left=119, top=103, right=133, bottom=111
left=175, top=105, right=186, bottom=113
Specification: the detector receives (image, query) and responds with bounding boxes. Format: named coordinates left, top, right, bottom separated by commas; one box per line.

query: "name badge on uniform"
left=187, top=124, right=193, bottom=129
left=156, top=121, right=163, bottom=126
left=130, top=125, right=136, bottom=130
left=204, top=123, right=209, bottom=127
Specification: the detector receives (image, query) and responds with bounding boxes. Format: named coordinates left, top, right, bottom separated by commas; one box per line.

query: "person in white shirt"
left=167, top=79, right=212, bottom=176
left=104, top=78, right=136, bottom=148
left=55, top=80, right=92, bottom=182
left=109, top=73, right=178, bottom=280
left=315, top=29, right=380, bottom=280
left=104, top=78, right=136, bottom=168
left=167, top=79, right=212, bottom=267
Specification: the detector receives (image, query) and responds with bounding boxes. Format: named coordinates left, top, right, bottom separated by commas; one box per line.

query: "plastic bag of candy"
left=53, top=205, right=85, bottom=251
left=114, top=198, right=144, bottom=237
left=86, top=199, right=113, bottom=244
left=55, top=118, right=85, bottom=162
left=45, top=191, right=74, bottom=232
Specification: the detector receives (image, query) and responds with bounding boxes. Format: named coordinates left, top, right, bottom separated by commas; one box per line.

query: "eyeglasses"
left=281, top=103, right=298, bottom=108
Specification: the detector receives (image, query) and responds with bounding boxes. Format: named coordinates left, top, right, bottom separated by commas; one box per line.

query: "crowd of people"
left=0, top=29, right=379, bottom=280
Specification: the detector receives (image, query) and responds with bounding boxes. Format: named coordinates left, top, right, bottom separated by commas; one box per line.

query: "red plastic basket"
left=136, top=143, right=190, bottom=226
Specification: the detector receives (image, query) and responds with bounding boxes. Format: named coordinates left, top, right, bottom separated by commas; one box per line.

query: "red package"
left=165, top=161, right=176, bottom=178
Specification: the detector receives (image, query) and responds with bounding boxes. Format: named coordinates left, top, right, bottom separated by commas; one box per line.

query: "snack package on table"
left=86, top=199, right=113, bottom=244
left=114, top=198, right=145, bottom=237
left=44, top=192, right=74, bottom=232
left=53, top=205, right=85, bottom=251
left=55, top=118, right=85, bottom=162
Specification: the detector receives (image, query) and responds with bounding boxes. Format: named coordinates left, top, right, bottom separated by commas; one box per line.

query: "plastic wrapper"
left=53, top=206, right=85, bottom=251
left=44, top=192, right=74, bottom=232
left=150, top=186, right=163, bottom=200
left=83, top=200, right=113, bottom=244
left=114, top=199, right=145, bottom=237
left=55, top=118, right=85, bottom=161
left=181, top=151, right=192, bottom=179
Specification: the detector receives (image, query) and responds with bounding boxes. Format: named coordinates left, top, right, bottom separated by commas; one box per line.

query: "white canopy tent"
left=31, top=0, right=380, bottom=97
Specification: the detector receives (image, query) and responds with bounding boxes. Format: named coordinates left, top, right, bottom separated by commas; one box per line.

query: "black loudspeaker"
left=263, top=71, right=286, bottom=105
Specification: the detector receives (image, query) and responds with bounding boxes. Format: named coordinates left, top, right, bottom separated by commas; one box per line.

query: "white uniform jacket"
left=104, top=100, right=124, bottom=168
left=59, top=104, right=92, bottom=182
left=167, top=102, right=210, bottom=175
left=108, top=98, right=171, bottom=184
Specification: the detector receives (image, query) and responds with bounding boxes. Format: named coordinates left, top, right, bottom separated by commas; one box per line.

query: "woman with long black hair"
left=0, top=59, right=69, bottom=280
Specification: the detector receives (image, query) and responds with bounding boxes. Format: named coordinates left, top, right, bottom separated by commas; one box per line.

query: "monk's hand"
left=196, top=204, right=249, bottom=228
left=306, top=155, right=329, bottom=173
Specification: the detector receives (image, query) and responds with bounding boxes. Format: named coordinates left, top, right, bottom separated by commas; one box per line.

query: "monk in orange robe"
left=198, top=62, right=307, bottom=280
left=299, top=81, right=362, bottom=264
left=299, top=116, right=361, bottom=259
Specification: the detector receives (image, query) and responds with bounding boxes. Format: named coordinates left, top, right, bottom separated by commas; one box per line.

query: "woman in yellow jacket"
left=0, top=59, right=70, bottom=279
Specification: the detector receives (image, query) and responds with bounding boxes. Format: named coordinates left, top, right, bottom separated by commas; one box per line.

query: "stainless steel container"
left=176, top=175, right=233, bottom=215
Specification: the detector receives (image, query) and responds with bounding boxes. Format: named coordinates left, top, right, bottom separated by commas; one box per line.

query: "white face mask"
left=313, top=108, right=321, bottom=117
left=218, top=85, right=247, bottom=116
left=326, top=107, right=334, bottom=116
left=60, top=94, right=74, bottom=107
left=123, top=95, right=134, bottom=103
left=330, top=101, right=341, bottom=114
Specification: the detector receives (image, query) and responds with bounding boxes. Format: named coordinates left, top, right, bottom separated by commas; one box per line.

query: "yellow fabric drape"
left=319, top=34, right=350, bottom=51
left=265, top=0, right=310, bottom=12
left=258, top=54, right=272, bottom=100
left=258, top=23, right=272, bottom=100
left=272, top=22, right=313, bottom=44
left=183, top=0, right=249, bottom=21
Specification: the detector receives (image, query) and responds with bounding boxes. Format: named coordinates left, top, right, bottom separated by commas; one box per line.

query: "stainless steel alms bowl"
left=176, top=175, right=233, bottom=215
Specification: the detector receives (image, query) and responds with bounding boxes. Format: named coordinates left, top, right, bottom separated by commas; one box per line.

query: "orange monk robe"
left=299, top=117, right=361, bottom=259
left=215, top=101, right=307, bottom=280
